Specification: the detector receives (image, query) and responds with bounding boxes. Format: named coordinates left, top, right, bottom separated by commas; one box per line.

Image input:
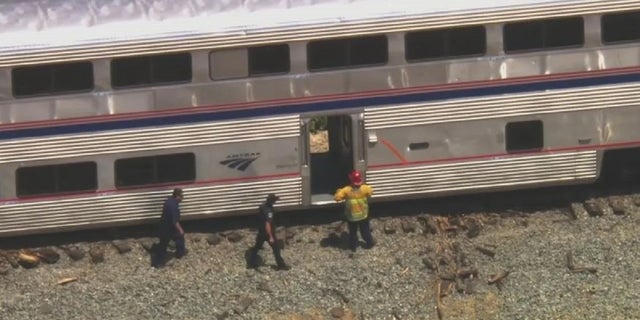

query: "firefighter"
left=248, top=193, right=291, bottom=271
left=334, top=170, right=375, bottom=252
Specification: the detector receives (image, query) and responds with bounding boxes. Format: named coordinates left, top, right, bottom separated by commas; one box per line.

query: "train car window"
left=16, top=162, right=97, bottom=197
left=307, top=35, right=387, bottom=71
left=504, top=17, right=583, bottom=53
left=12, top=62, right=94, bottom=98
left=248, top=44, right=290, bottom=76
left=405, top=25, right=486, bottom=61
left=111, top=53, right=192, bottom=88
left=602, top=11, right=640, bottom=44
left=505, top=120, right=543, bottom=152
left=115, top=153, right=195, bottom=188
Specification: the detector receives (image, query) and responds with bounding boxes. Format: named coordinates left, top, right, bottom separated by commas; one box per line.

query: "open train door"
left=302, top=114, right=366, bottom=205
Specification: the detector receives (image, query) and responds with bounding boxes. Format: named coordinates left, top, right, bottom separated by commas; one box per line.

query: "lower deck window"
left=115, top=153, right=195, bottom=188
left=16, top=162, right=97, bottom=197
left=506, top=120, right=544, bottom=152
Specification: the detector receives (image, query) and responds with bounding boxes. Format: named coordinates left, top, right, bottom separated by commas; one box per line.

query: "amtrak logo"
left=220, top=152, right=261, bottom=171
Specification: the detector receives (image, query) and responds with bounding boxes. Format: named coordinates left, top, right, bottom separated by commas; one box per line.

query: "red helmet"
left=348, top=170, right=363, bottom=186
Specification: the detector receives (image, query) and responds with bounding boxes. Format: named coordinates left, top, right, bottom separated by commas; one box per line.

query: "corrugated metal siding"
left=1, top=0, right=639, bottom=67
left=0, top=177, right=302, bottom=237
left=365, top=83, right=640, bottom=129
left=367, top=151, right=597, bottom=197
left=0, top=115, right=300, bottom=164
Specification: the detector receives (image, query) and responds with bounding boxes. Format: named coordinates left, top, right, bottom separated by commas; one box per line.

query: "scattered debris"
left=475, top=246, right=496, bottom=258
left=566, top=251, right=598, bottom=274
left=488, top=270, right=510, bottom=290
left=57, top=277, right=77, bottom=285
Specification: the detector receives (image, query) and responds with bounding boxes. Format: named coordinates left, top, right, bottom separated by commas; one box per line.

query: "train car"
left=1, top=0, right=640, bottom=237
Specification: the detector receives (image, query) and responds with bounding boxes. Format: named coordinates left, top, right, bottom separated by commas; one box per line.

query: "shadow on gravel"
left=243, top=247, right=264, bottom=269
left=319, top=231, right=351, bottom=251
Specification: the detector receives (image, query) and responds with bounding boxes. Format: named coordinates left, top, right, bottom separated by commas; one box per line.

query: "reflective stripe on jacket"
left=334, top=184, right=373, bottom=222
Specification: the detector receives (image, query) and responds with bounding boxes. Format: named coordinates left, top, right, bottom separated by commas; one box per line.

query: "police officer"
left=334, top=170, right=375, bottom=252
left=153, top=188, right=187, bottom=268
left=248, top=193, right=290, bottom=271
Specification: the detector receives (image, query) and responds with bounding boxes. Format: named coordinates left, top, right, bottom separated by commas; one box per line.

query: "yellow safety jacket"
left=334, top=184, right=373, bottom=222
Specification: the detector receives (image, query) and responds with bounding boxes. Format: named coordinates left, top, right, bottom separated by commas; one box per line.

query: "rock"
left=420, top=216, right=439, bottom=234
left=584, top=199, right=608, bottom=217
left=216, top=311, right=230, bottom=320
left=2, top=251, right=19, bottom=268
left=464, top=278, right=476, bottom=294
left=226, top=231, right=243, bottom=243
left=257, top=281, right=272, bottom=293
left=330, top=306, right=345, bottom=318
left=37, top=247, right=60, bottom=264
left=140, top=239, right=156, bottom=253
left=285, top=227, right=297, bottom=240
left=207, top=234, right=224, bottom=246
left=457, top=252, right=471, bottom=267
left=608, top=196, right=629, bottom=215
left=383, top=221, right=397, bottom=235
left=569, top=203, right=588, bottom=220
left=422, top=256, right=436, bottom=271
left=112, top=240, right=132, bottom=254
left=633, top=195, right=640, bottom=207
left=89, top=246, right=105, bottom=264
left=466, top=219, right=481, bottom=238
left=0, top=262, right=9, bottom=276
left=64, top=246, right=86, bottom=261
left=401, top=219, right=416, bottom=233
left=234, top=296, right=253, bottom=314
left=18, top=251, right=40, bottom=268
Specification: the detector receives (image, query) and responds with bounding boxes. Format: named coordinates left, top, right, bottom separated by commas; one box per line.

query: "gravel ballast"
left=1, top=194, right=639, bottom=320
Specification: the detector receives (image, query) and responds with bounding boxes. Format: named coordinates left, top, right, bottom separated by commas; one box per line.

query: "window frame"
left=601, top=10, right=640, bottom=44
left=405, top=25, right=487, bottom=62
left=111, top=52, right=192, bottom=89
left=15, top=161, right=98, bottom=197
left=114, top=153, right=196, bottom=188
left=503, top=17, right=584, bottom=54
left=307, top=35, right=389, bottom=72
left=11, top=61, right=94, bottom=98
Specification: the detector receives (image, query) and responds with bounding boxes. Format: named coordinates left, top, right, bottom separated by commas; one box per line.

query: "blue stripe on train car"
left=1, top=71, right=640, bottom=141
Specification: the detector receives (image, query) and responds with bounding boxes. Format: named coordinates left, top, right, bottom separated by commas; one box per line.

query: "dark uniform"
left=153, top=188, right=186, bottom=267
left=248, top=194, right=290, bottom=270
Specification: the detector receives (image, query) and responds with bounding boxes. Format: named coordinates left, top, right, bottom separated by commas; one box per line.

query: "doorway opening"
left=309, top=115, right=354, bottom=204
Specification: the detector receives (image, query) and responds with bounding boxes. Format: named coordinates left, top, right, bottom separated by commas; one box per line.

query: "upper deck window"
left=405, top=26, right=486, bottom=61
left=504, top=17, right=584, bottom=53
left=111, top=53, right=192, bottom=88
left=12, top=62, right=94, bottom=98
left=248, top=44, right=290, bottom=76
left=307, top=35, right=388, bottom=71
left=602, top=11, right=640, bottom=44
left=16, top=162, right=97, bottom=197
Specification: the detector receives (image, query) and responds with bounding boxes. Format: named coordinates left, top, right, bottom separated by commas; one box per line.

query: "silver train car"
left=1, top=0, right=640, bottom=237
